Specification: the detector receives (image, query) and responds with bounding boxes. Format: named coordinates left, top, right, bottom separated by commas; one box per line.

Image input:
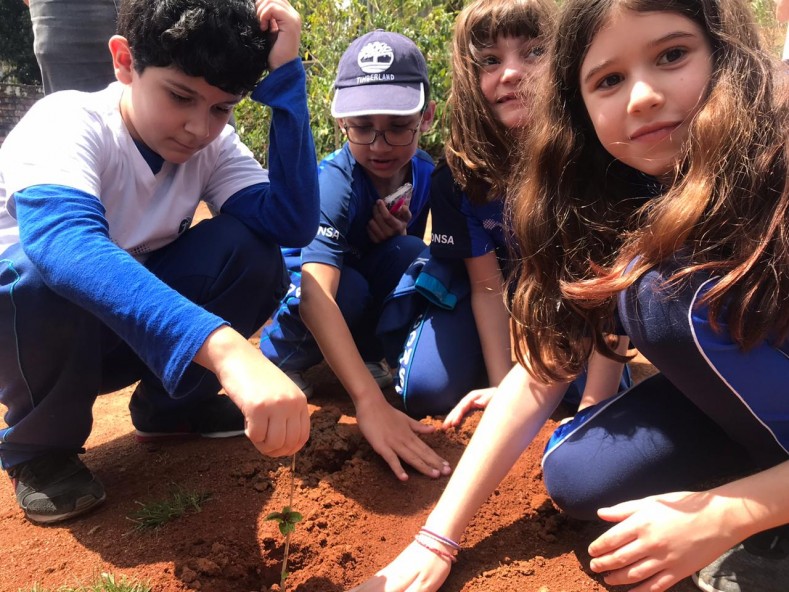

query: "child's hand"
left=255, top=0, right=302, bottom=71
left=441, top=387, right=496, bottom=429
left=347, top=539, right=452, bottom=592
left=588, top=491, right=737, bottom=592
left=355, top=397, right=451, bottom=481
left=195, top=326, right=310, bottom=456
left=367, top=199, right=411, bottom=243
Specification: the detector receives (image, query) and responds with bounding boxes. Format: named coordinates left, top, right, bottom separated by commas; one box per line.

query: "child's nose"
left=500, top=63, right=523, bottom=84
left=184, top=110, right=210, bottom=139
left=628, top=80, right=664, bottom=114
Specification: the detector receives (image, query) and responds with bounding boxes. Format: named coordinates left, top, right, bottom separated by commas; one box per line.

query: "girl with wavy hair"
left=389, top=0, right=565, bottom=421
left=352, top=1, right=788, bottom=591
left=390, top=0, right=628, bottom=421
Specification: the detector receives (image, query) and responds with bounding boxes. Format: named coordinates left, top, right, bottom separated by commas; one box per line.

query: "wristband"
left=414, top=534, right=457, bottom=564
left=419, top=527, right=462, bottom=551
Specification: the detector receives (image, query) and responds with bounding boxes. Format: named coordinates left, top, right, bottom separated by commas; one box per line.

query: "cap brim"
left=331, top=83, right=425, bottom=118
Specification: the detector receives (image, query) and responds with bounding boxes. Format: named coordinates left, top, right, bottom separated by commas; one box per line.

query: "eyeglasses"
left=342, top=122, right=421, bottom=147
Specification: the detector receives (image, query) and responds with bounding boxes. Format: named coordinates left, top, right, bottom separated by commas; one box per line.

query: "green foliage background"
left=236, top=0, right=461, bottom=165
left=0, top=0, right=39, bottom=84
left=0, top=0, right=784, bottom=161
left=236, top=0, right=786, bottom=166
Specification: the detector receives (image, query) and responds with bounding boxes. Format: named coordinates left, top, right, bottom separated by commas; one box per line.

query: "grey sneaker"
left=286, top=370, right=314, bottom=398
left=366, top=360, right=393, bottom=389
left=133, top=394, right=246, bottom=442
left=286, top=362, right=391, bottom=397
left=693, top=530, right=789, bottom=592
left=9, top=453, right=106, bottom=524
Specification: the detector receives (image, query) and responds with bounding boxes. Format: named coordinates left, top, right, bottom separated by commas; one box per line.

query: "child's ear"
left=109, top=35, right=135, bottom=85
left=420, top=100, right=437, bottom=131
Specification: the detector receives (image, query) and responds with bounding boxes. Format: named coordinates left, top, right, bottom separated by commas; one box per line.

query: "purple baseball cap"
left=331, top=30, right=429, bottom=118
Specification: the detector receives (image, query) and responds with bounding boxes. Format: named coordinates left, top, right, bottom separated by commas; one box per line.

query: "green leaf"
left=264, top=511, right=285, bottom=523
left=286, top=511, right=303, bottom=525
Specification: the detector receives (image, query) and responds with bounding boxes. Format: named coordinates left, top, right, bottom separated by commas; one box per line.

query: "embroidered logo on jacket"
left=317, top=225, right=341, bottom=240
left=431, top=233, right=455, bottom=245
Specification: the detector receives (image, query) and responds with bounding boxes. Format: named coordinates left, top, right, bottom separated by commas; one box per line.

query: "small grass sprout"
left=127, top=484, right=211, bottom=531
left=21, top=572, right=151, bottom=592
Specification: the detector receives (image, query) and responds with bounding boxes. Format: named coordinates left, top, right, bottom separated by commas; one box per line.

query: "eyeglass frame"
left=341, top=117, right=424, bottom=147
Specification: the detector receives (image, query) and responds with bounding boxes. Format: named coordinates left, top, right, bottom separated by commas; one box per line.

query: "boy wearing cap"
left=0, top=0, right=317, bottom=524
left=259, top=30, right=451, bottom=482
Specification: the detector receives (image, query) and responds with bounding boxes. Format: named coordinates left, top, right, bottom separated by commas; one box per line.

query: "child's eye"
left=170, top=92, right=191, bottom=104
left=478, top=55, right=501, bottom=68
left=214, top=105, right=233, bottom=115
left=597, top=73, right=623, bottom=89
left=522, top=46, right=545, bottom=61
left=659, top=47, right=687, bottom=65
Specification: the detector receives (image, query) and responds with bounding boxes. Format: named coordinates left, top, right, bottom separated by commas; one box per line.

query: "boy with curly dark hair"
left=0, top=0, right=318, bottom=524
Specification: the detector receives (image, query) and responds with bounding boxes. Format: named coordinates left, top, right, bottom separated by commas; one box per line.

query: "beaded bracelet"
left=419, top=527, right=462, bottom=551
left=414, top=534, right=458, bottom=564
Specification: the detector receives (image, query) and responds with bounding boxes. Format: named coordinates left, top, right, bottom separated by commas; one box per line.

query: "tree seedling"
left=264, top=455, right=302, bottom=589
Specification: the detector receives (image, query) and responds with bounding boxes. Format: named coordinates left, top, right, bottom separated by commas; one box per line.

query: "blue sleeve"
left=221, top=58, right=318, bottom=248
left=15, top=184, right=226, bottom=395
left=429, top=165, right=504, bottom=260
left=429, top=165, right=474, bottom=259
left=301, top=148, right=355, bottom=268
left=406, top=150, right=434, bottom=239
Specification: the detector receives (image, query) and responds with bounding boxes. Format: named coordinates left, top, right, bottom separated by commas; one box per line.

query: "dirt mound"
left=0, top=358, right=697, bottom=592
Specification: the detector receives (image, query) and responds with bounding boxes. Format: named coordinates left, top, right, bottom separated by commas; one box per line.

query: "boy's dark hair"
left=117, top=0, right=270, bottom=95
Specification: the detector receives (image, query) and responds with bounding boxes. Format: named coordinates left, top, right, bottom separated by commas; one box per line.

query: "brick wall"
left=0, top=83, right=43, bottom=146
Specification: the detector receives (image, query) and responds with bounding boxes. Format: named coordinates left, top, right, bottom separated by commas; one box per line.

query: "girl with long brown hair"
left=352, top=1, right=788, bottom=591
left=391, top=0, right=585, bottom=422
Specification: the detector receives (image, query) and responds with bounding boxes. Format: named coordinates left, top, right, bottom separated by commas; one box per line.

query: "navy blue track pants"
left=259, top=235, right=426, bottom=373
left=0, top=215, right=287, bottom=468
left=543, top=264, right=789, bottom=520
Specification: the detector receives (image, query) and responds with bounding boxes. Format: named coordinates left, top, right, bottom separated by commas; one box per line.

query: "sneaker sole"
left=691, top=572, right=723, bottom=592
left=134, top=429, right=245, bottom=443
left=25, top=491, right=107, bottom=525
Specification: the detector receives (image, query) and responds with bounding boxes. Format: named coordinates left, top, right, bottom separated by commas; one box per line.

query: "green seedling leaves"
left=265, top=506, right=303, bottom=536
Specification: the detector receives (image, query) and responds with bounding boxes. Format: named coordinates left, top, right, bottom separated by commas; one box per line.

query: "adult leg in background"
left=28, top=0, right=118, bottom=94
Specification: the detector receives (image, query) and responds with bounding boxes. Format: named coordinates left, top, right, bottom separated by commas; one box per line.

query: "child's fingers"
left=400, top=433, right=451, bottom=477
left=379, top=447, right=410, bottom=482
left=263, top=410, right=310, bottom=457
left=408, top=418, right=436, bottom=434
left=441, top=405, right=468, bottom=429
left=251, top=414, right=297, bottom=457
left=588, top=519, right=639, bottom=558
left=441, top=390, right=490, bottom=429
left=367, top=218, right=386, bottom=243
left=597, top=497, right=646, bottom=521
left=256, top=0, right=298, bottom=30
